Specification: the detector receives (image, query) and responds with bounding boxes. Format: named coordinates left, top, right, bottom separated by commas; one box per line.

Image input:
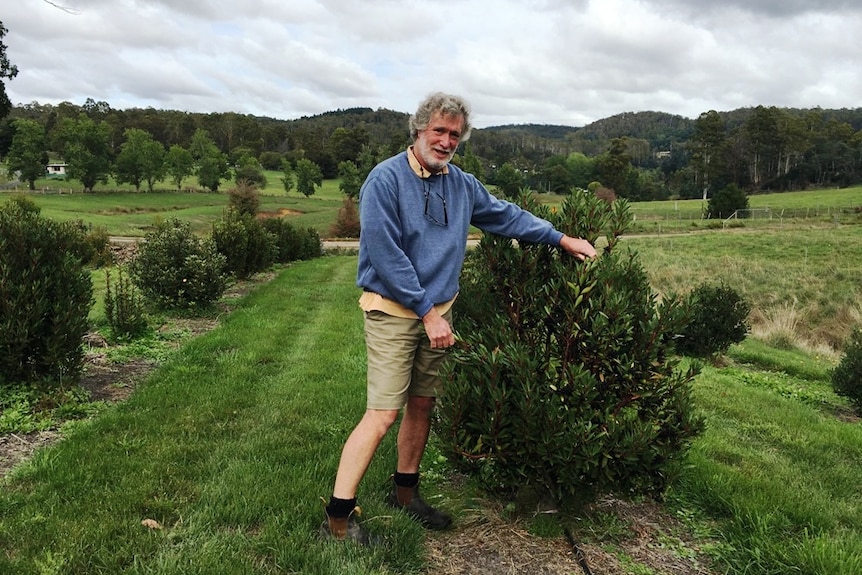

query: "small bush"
left=63, top=220, right=114, bottom=268
left=128, top=218, right=227, bottom=311
left=227, top=181, right=261, bottom=217
left=260, top=218, right=322, bottom=263
left=212, top=208, right=277, bottom=279
left=328, top=196, right=361, bottom=238
left=831, top=327, right=862, bottom=414
left=0, top=197, right=93, bottom=389
left=677, top=282, right=751, bottom=357
left=103, top=267, right=148, bottom=342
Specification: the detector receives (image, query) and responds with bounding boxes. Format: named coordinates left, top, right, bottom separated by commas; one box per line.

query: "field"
left=1, top=184, right=861, bottom=573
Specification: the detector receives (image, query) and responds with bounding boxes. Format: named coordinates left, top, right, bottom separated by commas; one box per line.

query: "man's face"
left=413, top=111, right=464, bottom=173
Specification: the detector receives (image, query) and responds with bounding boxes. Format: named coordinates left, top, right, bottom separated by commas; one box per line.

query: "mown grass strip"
left=671, top=348, right=862, bottom=575
left=0, top=256, right=421, bottom=574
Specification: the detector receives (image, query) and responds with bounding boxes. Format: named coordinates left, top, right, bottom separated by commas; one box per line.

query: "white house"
left=46, top=163, right=68, bottom=176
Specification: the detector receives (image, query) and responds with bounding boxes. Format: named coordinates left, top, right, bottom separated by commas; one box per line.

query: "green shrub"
left=831, top=327, right=862, bottom=414
left=437, top=191, right=703, bottom=505
left=0, top=197, right=93, bottom=389
left=63, top=220, right=114, bottom=268
left=677, top=282, right=751, bottom=357
left=128, top=218, right=227, bottom=311
left=212, top=208, right=276, bottom=279
left=103, top=267, right=148, bottom=342
left=260, top=217, right=322, bottom=263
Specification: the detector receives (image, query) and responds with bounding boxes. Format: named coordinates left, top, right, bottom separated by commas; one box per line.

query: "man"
left=321, top=92, right=597, bottom=543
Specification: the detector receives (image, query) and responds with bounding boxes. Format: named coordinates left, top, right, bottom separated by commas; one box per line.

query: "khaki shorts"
left=364, top=309, right=453, bottom=410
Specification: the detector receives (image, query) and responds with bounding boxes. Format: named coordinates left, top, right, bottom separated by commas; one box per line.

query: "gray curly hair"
left=408, top=92, right=473, bottom=143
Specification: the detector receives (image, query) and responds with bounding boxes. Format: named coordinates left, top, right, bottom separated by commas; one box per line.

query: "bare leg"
left=332, top=409, right=399, bottom=499
left=396, top=395, right=436, bottom=474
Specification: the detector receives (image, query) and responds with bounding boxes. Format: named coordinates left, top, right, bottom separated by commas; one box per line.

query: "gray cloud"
left=3, top=0, right=861, bottom=127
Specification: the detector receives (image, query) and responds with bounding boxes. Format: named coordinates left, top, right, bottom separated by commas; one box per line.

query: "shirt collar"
left=407, top=145, right=449, bottom=178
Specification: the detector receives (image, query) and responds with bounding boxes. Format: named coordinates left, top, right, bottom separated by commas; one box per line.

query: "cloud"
left=3, top=0, right=861, bottom=127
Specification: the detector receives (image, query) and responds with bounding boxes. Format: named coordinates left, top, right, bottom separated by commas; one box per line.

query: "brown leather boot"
left=386, top=478, right=452, bottom=530
left=319, top=504, right=371, bottom=545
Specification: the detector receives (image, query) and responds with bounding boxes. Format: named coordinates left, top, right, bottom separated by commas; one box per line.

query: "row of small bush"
left=1, top=184, right=321, bottom=392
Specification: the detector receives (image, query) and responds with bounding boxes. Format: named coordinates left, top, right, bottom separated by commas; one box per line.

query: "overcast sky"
left=4, top=0, right=862, bottom=128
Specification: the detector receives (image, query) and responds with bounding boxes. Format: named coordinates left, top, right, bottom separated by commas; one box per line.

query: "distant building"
left=46, top=163, right=68, bottom=176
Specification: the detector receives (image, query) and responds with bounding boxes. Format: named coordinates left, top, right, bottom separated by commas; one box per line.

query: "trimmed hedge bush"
left=677, top=282, right=751, bottom=357
left=0, top=196, right=93, bottom=389
left=128, top=217, right=227, bottom=311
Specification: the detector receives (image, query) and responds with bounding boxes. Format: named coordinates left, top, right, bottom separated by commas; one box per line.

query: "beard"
left=414, top=139, right=455, bottom=173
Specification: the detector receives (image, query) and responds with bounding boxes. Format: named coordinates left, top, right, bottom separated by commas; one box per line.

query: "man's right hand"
left=422, top=308, right=455, bottom=349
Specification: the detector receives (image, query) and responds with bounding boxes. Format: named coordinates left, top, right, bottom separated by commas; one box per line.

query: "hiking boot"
left=386, top=480, right=452, bottom=530
left=319, top=505, right=371, bottom=545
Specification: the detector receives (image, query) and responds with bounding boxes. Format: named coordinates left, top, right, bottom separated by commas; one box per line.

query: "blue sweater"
left=357, top=151, right=563, bottom=318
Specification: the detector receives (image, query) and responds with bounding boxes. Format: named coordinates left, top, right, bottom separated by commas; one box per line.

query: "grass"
left=0, top=172, right=345, bottom=237
left=2, top=255, right=861, bottom=574
left=1, top=257, right=424, bottom=574
left=669, top=340, right=862, bottom=574
left=627, top=226, right=862, bottom=350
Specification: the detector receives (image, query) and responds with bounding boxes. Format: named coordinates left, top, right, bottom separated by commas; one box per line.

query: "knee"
left=407, top=395, right=436, bottom=416
left=362, top=409, right=399, bottom=435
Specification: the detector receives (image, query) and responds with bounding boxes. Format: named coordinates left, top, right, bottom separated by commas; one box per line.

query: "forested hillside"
left=2, top=98, right=861, bottom=200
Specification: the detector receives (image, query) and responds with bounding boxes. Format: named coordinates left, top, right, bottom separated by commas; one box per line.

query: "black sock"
left=326, top=496, right=356, bottom=518
left=393, top=471, right=420, bottom=488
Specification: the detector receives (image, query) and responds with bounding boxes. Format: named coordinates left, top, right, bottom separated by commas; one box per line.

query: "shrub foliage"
left=260, top=217, right=322, bottom=263
left=677, top=282, right=751, bottom=357
left=212, top=208, right=277, bottom=279
left=0, top=197, right=93, bottom=389
left=128, top=217, right=227, bottom=310
left=831, top=327, right=862, bottom=414
left=103, top=267, right=148, bottom=342
left=437, top=191, right=703, bottom=504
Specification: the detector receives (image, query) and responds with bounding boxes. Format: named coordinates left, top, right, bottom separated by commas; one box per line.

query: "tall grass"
left=628, top=227, right=862, bottom=350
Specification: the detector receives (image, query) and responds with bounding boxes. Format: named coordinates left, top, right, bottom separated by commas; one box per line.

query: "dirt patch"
left=257, top=208, right=303, bottom=218
left=423, top=495, right=718, bottom=575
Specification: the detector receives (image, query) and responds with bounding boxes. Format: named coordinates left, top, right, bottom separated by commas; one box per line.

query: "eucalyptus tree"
left=114, top=128, right=166, bottom=191
left=6, top=118, right=47, bottom=189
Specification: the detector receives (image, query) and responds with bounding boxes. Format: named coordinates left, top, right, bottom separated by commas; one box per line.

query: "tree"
left=493, top=162, right=524, bottom=198
left=165, top=144, right=194, bottom=190
left=689, top=110, right=727, bottom=199
left=56, top=113, right=112, bottom=192
left=0, top=20, right=18, bottom=121
left=234, top=153, right=267, bottom=188
left=461, top=143, right=484, bottom=182
left=595, top=137, right=632, bottom=197
left=295, top=158, right=323, bottom=197
left=337, top=160, right=362, bottom=199
left=280, top=159, right=295, bottom=194
left=114, top=128, right=166, bottom=191
left=707, top=183, right=749, bottom=219
left=566, top=152, right=596, bottom=189
left=6, top=119, right=47, bottom=189
left=190, top=129, right=230, bottom=193
left=542, top=155, right=572, bottom=193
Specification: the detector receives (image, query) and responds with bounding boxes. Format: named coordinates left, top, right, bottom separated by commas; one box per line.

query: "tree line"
left=1, top=98, right=861, bottom=201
